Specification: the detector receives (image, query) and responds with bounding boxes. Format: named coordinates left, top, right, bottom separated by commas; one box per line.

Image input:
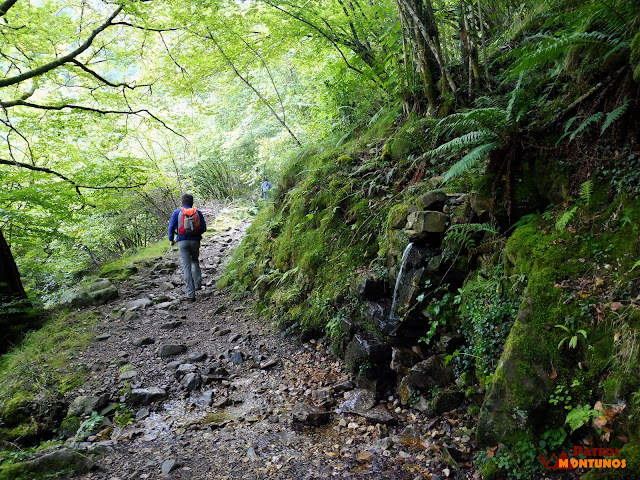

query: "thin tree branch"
left=111, top=21, right=178, bottom=33
left=0, top=6, right=122, bottom=88
left=70, top=59, right=151, bottom=89
left=0, top=99, right=184, bottom=138
left=207, top=32, right=302, bottom=146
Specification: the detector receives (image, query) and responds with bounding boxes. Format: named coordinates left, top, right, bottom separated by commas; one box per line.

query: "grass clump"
left=0, top=310, right=100, bottom=445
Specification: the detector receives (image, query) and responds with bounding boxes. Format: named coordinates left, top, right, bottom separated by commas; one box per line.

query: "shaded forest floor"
left=46, top=206, right=482, bottom=480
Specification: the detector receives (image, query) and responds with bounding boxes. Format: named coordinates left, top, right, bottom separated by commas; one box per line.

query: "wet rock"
left=132, top=337, right=155, bottom=347
left=406, top=210, right=448, bottom=233
left=125, top=298, right=153, bottom=311
left=155, top=300, right=179, bottom=310
left=175, top=363, right=197, bottom=379
left=187, top=352, right=207, bottom=362
left=390, top=347, right=422, bottom=376
left=58, top=279, right=118, bottom=308
left=157, top=343, right=187, bottom=357
left=405, top=355, right=455, bottom=391
left=352, top=273, right=387, bottom=300
left=68, top=394, right=110, bottom=416
left=344, top=333, right=393, bottom=388
left=180, top=373, right=202, bottom=391
left=311, top=388, right=335, bottom=408
left=135, top=408, right=150, bottom=420
left=229, top=351, right=244, bottom=365
left=119, top=370, right=137, bottom=381
left=122, top=311, right=139, bottom=323
left=161, top=458, right=181, bottom=474
left=20, top=448, right=94, bottom=475
left=364, top=405, right=397, bottom=426
left=291, top=403, right=330, bottom=426
left=131, top=387, right=167, bottom=405
left=338, top=389, right=378, bottom=415
left=432, top=389, right=464, bottom=414
left=167, top=360, right=183, bottom=370
left=160, top=321, right=182, bottom=330
left=416, top=192, right=448, bottom=211
left=259, top=358, right=278, bottom=369
left=333, top=379, right=354, bottom=393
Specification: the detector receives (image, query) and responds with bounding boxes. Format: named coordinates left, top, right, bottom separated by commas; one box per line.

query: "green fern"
left=569, top=112, right=604, bottom=142
left=442, top=142, right=500, bottom=183
left=579, top=180, right=593, bottom=204
left=444, top=223, right=499, bottom=251
left=601, top=97, right=630, bottom=135
left=555, top=206, right=578, bottom=231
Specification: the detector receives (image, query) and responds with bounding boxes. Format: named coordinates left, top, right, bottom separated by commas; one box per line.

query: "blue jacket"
left=168, top=206, right=207, bottom=242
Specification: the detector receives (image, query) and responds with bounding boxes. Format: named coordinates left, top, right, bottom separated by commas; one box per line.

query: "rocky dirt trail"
left=61, top=206, right=479, bottom=480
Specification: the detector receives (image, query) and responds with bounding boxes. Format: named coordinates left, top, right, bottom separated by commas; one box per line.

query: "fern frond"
left=555, top=206, right=578, bottom=230
left=444, top=222, right=499, bottom=251
left=580, top=180, right=593, bottom=204
left=569, top=112, right=604, bottom=142
left=429, top=130, right=496, bottom=159
left=442, top=142, right=500, bottom=183
left=601, top=97, right=629, bottom=135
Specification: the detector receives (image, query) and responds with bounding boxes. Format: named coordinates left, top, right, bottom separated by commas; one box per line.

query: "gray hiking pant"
left=178, top=240, right=202, bottom=298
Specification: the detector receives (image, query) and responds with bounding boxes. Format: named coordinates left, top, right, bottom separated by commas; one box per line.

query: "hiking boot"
left=186, top=296, right=196, bottom=303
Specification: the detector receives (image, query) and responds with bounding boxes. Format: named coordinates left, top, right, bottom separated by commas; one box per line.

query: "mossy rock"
left=476, top=295, right=554, bottom=446
left=58, top=416, right=82, bottom=438
left=582, top=441, right=640, bottom=480
left=0, top=448, right=95, bottom=480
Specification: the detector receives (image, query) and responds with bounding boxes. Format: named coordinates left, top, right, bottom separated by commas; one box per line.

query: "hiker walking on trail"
left=168, top=194, right=207, bottom=302
left=260, top=177, right=273, bottom=199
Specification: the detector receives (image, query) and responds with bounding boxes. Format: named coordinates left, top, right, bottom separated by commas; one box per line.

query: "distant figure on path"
left=260, top=177, right=273, bottom=199
left=168, top=194, right=207, bottom=302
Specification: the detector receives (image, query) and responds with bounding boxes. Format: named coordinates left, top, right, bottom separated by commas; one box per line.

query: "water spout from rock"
left=389, top=242, right=414, bottom=322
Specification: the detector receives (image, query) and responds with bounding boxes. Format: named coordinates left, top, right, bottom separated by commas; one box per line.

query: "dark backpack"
left=177, top=207, right=200, bottom=236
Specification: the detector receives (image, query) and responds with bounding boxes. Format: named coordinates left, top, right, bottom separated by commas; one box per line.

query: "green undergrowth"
left=98, top=240, right=168, bottom=280
left=477, top=192, right=640, bottom=477
left=220, top=114, right=440, bottom=335
left=0, top=310, right=100, bottom=445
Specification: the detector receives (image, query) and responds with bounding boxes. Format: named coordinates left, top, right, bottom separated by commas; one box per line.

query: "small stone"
left=167, top=360, right=183, bottom=370
left=160, top=282, right=174, bottom=292
left=96, top=333, right=111, bottom=341
left=216, top=328, right=232, bottom=337
left=136, top=408, right=150, bottom=420
left=259, top=358, right=278, bottom=369
left=125, top=298, right=153, bottom=311
left=119, top=370, right=138, bottom=380
left=160, top=321, right=183, bottom=330
left=123, top=311, right=139, bottom=323
left=187, top=352, right=207, bottom=362
left=157, top=344, right=187, bottom=357
left=161, top=459, right=181, bottom=474
left=213, top=305, right=226, bottom=314
left=180, top=373, right=202, bottom=391
left=132, top=337, right=155, bottom=347
left=229, top=351, right=243, bottom=365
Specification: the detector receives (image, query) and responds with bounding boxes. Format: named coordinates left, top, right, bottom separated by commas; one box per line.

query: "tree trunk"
left=0, top=229, right=28, bottom=303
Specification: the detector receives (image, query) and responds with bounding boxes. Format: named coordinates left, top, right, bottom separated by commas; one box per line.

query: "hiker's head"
left=181, top=193, right=194, bottom=207
left=263, top=177, right=268, bottom=182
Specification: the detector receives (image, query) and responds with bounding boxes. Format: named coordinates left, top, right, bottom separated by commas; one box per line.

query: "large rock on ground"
left=416, top=192, right=448, bottom=211
left=57, top=279, right=118, bottom=308
left=406, top=211, right=448, bottom=234
left=338, top=389, right=378, bottom=415
left=67, top=394, right=110, bottom=417
left=18, top=449, right=94, bottom=475
left=157, top=343, right=187, bottom=357
left=405, top=355, right=455, bottom=391
left=131, top=387, right=168, bottom=405
left=291, top=403, right=330, bottom=426
left=344, top=333, right=393, bottom=389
